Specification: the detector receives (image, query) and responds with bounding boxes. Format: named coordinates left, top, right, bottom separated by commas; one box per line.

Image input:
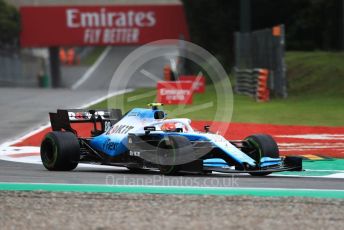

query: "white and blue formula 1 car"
left=41, top=103, right=302, bottom=176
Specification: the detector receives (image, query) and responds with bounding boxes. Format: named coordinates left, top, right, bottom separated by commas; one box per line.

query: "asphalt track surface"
left=0, top=46, right=171, bottom=143
left=0, top=46, right=343, bottom=192
left=0, top=87, right=111, bottom=143
left=72, top=45, right=177, bottom=90
left=1, top=160, right=343, bottom=190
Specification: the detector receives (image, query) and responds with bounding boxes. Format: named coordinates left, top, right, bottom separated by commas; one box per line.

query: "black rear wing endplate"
left=49, top=109, right=122, bottom=136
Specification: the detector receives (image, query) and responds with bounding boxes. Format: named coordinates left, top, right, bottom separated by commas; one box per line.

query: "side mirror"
left=204, top=125, right=210, bottom=133
left=144, top=126, right=156, bottom=135
left=175, top=128, right=183, bottom=132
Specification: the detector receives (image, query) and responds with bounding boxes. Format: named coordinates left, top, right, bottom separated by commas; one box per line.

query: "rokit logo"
left=66, top=8, right=156, bottom=44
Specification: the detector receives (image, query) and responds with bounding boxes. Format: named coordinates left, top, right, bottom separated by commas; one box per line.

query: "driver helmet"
left=161, top=122, right=176, bottom=131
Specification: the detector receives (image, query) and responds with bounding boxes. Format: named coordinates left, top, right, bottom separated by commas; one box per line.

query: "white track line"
left=72, top=46, right=112, bottom=90
left=323, top=173, right=344, bottom=178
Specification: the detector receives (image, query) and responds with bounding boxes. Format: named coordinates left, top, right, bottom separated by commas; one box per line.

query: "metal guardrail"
left=0, top=49, right=43, bottom=87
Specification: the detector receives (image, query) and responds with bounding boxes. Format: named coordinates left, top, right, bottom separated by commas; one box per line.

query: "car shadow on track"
left=73, top=167, right=298, bottom=179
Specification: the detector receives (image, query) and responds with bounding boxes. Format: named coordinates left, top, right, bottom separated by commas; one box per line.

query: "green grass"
left=80, top=47, right=105, bottom=66
left=92, top=51, right=344, bottom=127
left=286, top=51, right=344, bottom=97
left=232, top=94, right=343, bottom=126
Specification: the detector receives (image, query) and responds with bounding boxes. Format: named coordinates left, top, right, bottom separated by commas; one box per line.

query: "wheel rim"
left=157, top=138, right=177, bottom=174
left=41, top=137, right=57, bottom=167
left=245, top=138, right=262, bottom=163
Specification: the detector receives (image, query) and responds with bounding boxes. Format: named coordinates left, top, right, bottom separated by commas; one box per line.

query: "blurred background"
left=0, top=0, right=343, bottom=134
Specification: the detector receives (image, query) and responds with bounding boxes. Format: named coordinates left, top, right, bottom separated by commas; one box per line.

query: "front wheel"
left=156, top=135, right=193, bottom=175
left=243, top=134, right=279, bottom=176
left=40, top=131, right=80, bottom=171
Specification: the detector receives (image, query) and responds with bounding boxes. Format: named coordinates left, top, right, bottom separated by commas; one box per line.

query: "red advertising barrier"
left=20, top=5, right=189, bottom=47
left=157, top=81, right=193, bottom=104
left=179, top=75, right=205, bottom=93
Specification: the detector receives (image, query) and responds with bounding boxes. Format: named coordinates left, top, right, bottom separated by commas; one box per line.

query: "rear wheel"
left=40, top=131, right=80, bottom=171
left=244, top=134, right=279, bottom=176
left=156, top=135, right=192, bottom=175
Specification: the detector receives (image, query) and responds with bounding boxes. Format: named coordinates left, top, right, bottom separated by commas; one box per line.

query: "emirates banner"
left=157, top=81, right=193, bottom=105
left=20, top=5, right=189, bottom=47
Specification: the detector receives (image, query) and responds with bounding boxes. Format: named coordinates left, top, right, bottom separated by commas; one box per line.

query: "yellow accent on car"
left=148, top=103, right=164, bottom=107
left=302, top=154, right=323, bottom=160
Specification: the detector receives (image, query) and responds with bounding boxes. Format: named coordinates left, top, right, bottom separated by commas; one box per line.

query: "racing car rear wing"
left=49, top=109, right=122, bottom=137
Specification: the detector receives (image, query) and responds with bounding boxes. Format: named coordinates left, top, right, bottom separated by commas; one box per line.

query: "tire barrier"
left=234, top=68, right=270, bottom=102
left=234, top=24, right=287, bottom=98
